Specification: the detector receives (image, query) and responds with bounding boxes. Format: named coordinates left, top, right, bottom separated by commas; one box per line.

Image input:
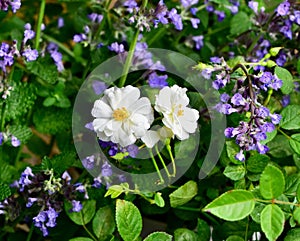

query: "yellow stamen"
left=177, top=104, right=184, bottom=117
left=113, top=107, right=129, bottom=121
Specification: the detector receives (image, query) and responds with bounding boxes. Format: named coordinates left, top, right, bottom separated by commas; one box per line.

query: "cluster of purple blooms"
left=0, top=0, right=21, bottom=13
left=0, top=132, right=21, bottom=147
left=201, top=55, right=282, bottom=161
left=73, top=13, right=103, bottom=45
left=46, top=42, right=64, bottom=72
left=108, top=37, right=168, bottom=89
left=0, top=167, right=97, bottom=236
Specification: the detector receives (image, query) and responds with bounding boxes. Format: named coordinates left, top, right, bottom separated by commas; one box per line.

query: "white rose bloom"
left=92, top=85, right=154, bottom=147
left=154, top=85, right=199, bottom=140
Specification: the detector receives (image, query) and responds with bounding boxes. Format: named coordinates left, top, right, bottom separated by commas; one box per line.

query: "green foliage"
left=289, top=134, right=300, bottom=155
left=7, top=125, right=32, bottom=143
left=280, top=105, right=300, bottom=130
left=143, top=232, right=172, bottom=241
left=203, top=190, right=255, bottom=221
left=223, top=165, right=246, bottom=181
left=33, top=106, right=72, bottom=134
left=69, top=238, right=93, bottom=241
left=92, top=206, right=115, bottom=240
left=259, top=164, right=285, bottom=199
left=169, top=180, right=198, bottom=208
left=174, top=228, right=199, bottom=241
left=261, top=204, right=285, bottom=241
left=230, top=12, right=251, bottom=36
left=26, top=55, right=58, bottom=85
left=275, top=66, right=294, bottom=95
left=246, top=154, right=269, bottom=173
left=115, top=199, right=142, bottom=241
left=65, top=200, right=96, bottom=226
left=4, top=82, right=36, bottom=121
left=0, top=183, right=11, bottom=201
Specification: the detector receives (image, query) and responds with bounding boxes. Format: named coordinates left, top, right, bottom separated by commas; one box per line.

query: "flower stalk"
left=35, top=0, right=46, bottom=50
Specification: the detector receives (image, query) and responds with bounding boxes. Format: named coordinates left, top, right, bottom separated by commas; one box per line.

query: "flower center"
left=113, top=107, right=129, bottom=121
left=177, top=104, right=184, bottom=117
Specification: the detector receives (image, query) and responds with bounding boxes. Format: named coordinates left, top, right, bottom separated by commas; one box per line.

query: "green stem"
left=263, top=89, right=273, bottom=106
left=25, top=223, right=34, bottom=241
left=147, top=27, right=166, bottom=46
left=166, top=141, right=176, bottom=177
left=14, top=144, right=24, bottom=166
left=155, top=144, right=171, bottom=178
left=244, top=217, right=249, bottom=241
left=148, top=149, right=164, bottom=184
left=0, top=103, right=5, bottom=131
left=175, top=206, right=201, bottom=212
left=255, top=198, right=300, bottom=207
left=35, top=0, right=46, bottom=50
left=277, top=128, right=291, bottom=140
left=81, top=212, right=98, bottom=241
left=118, top=29, right=140, bottom=87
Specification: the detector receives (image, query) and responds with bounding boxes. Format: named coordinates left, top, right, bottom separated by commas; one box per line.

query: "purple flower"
left=92, top=177, right=102, bottom=188
left=11, top=135, right=20, bottom=147
left=85, top=122, right=94, bottom=131
left=23, top=23, right=35, bottom=44
left=261, top=122, right=275, bottom=133
left=118, top=174, right=126, bottom=183
left=73, top=34, right=87, bottom=43
left=82, top=155, right=95, bottom=169
left=276, top=52, right=287, bottom=66
left=180, top=0, right=198, bottom=9
left=0, top=132, right=3, bottom=145
left=224, top=127, right=234, bottom=138
left=92, top=80, right=107, bottom=95
left=270, top=113, right=281, bottom=125
left=123, top=0, right=138, bottom=13
left=256, top=142, right=269, bottom=154
left=126, top=144, right=139, bottom=158
left=256, top=106, right=270, bottom=118
left=169, top=8, right=183, bottom=30
left=108, top=42, right=125, bottom=53
left=148, top=72, right=168, bottom=89
left=45, top=208, right=59, bottom=228
left=214, top=10, right=225, bottom=22
left=101, top=162, right=113, bottom=177
left=259, top=72, right=273, bottom=84
left=280, top=24, right=292, bottom=40
left=231, top=93, right=246, bottom=106
left=88, top=13, right=103, bottom=23
left=57, top=17, right=64, bottom=28
left=18, top=167, right=34, bottom=191
left=248, top=0, right=258, bottom=13
left=22, top=48, right=38, bottom=61
left=71, top=200, right=82, bottom=212
left=192, top=35, right=204, bottom=50
left=201, top=68, right=213, bottom=79
left=215, top=103, right=237, bottom=115
left=210, top=56, right=222, bottom=64
left=220, top=93, right=230, bottom=103
left=190, top=18, right=200, bottom=29
left=190, top=7, right=198, bottom=15
left=26, top=197, right=38, bottom=208
left=10, top=0, right=21, bottom=13
left=235, top=150, right=245, bottom=161
left=277, top=1, right=290, bottom=16
left=269, top=76, right=282, bottom=90
left=281, top=95, right=290, bottom=107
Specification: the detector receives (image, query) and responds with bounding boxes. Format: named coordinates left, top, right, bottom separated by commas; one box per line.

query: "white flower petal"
left=141, top=130, right=160, bottom=148
left=93, top=118, right=109, bottom=132
left=91, top=100, right=113, bottom=118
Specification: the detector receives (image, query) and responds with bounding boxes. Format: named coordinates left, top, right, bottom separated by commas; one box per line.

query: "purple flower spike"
left=235, top=150, right=245, bottom=161
left=231, top=93, right=246, bottom=106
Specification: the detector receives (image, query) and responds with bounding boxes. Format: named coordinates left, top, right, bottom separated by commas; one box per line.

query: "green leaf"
left=230, top=12, right=251, bottom=36
left=297, top=184, right=300, bottom=202
left=154, top=192, right=165, bottom=207
left=203, top=190, right=255, bottom=221
left=65, top=200, right=96, bottom=225
left=246, top=154, right=269, bottom=173
left=174, top=228, right=198, bottom=241
left=33, top=106, right=72, bottom=134
left=268, top=135, right=293, bottom=158
left=169, top=181, right=198, bottom=208
left=290, top=134, right=300, bottom=155
left=261, top=130, right=277, bottom=145
left=293, top=207, right=300, bottom=224
left=105, top=185, right=126, bottom=199
left=261, top=204, right=285, bottom=241
left=92, top=206, right=115, bottom=239
left=250, top=202, right=266, bottom=224
left=226, top=235, right=244, bottom=241
left=226, top=141, right=242, bottom=164
left=275, top=66, right=294, bottom=94
left=285, top=174, right=300, bottom=196
left=116, top=199, right=142, bottom=241
left=284, top=228, right=300, bottom=241
left=5, top=82, right=36, bottom=121
left=8, top=125, right=32, bottom=143
left=260, top=165, right=285, bottom=199
left=0, top=183, right=11, bottom=201
left=280, top=105, right=300, bottom=130
left=223, top=165, right=246, bottom=181
left=69, top=238, right=93, bottom=241
left=197, top=219, right=210, bottom=241
left=144, top=232, right=172, bottom=241
left=43, top=96, right=56, bottom=107
left=26, top=55, right=58, bottom=84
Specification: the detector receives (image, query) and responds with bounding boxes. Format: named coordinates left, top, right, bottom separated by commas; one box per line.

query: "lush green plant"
left=0, top=0, right=300, bottom=241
